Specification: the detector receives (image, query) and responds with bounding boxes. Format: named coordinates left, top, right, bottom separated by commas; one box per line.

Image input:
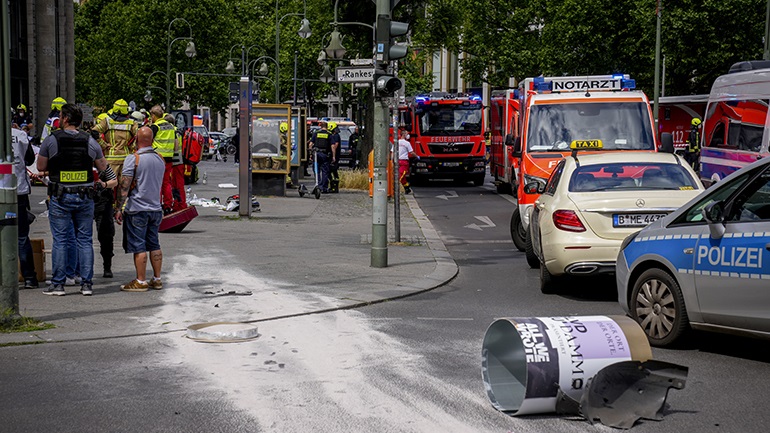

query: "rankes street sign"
left=336, top=66, right=375, bottom=83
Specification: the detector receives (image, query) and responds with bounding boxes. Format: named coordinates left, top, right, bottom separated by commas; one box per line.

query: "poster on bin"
left=515, top=315, right=634, bottom=415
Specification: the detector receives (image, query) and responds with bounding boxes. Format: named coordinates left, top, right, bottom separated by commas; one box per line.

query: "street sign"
left=336, top=66, right=375, bottom=83
left=353, top=82, right=371, bottom=88
left=350, top=58, right=374, bottom=66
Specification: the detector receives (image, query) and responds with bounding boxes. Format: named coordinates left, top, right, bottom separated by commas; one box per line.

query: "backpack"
left=182, top=129, right=204, bottom=164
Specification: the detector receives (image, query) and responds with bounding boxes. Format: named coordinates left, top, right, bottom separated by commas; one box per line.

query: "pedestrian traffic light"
left=375, top=72, right=402, bottom=96
left=376, top=14, right=409, bottom=62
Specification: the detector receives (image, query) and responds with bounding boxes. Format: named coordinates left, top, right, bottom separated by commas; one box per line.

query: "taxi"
left=617, top=155, right=770, bottom=346
left=527, top=141, right=703, bottom=294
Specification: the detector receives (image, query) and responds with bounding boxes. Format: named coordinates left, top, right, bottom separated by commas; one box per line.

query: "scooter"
left=298, top=149, right=321, bottom=199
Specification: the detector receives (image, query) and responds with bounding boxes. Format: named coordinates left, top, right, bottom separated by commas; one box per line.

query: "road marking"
left=436, top=190, right=459, bottom=200
left=416, top=317, right=474, bottom=321
left=465, top=215, right=496, bottom=231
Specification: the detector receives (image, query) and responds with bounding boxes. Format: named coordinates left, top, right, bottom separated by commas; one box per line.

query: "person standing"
left=115, top=127, right=166, bottom=292
left=167, top=114, right=186, bottom=212
left=37, top=104, right=115, bottom=296
left=40, top=97, right=67, bottom=141
left=328, top=121, right=341, bottom=193
left=232, top=127, right=240, bottom=165
left=686, top=117, right=702, bottom=172
left=12, top=104, right=32, bottom=128
left=398, top=129, right=418, bottom=194
left=308, top=121, right=333, bottom=193
left=12, top=124, right=38, bottom=289
left=148, top=105, right=176, bottom=214
left=349, top=125, right=361, bottom=168
left=90, top=99, right=138, bottom=179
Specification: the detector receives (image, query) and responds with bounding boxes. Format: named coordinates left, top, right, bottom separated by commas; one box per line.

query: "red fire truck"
left=657, top=95, right=708, bottom=152
left=489, top=89, right=521, bottom=194
left=399, top=92, right=486, bottom=185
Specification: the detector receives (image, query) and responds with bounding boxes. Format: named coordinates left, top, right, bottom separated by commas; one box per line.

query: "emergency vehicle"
left=399, top=92, right=486, bottom=185
left=489, top=90, right=521, bottom=194
left=510, top=74, right=658, bottom=251
left=657, top=95, right=708, bottom=152
left=699, top=64, right=770, bottom=186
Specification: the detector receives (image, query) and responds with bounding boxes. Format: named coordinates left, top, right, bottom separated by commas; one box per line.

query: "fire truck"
left=657, top=95, right=708, bottom=152
left=399, top=92, right=486, bottom=185
left=489, top=89, right=521, bottom=194
left=510, top=74, right=658, bottom=251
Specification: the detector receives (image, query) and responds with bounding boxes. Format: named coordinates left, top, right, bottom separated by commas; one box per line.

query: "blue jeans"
left=49, top=193, right=95, bottom=285
left=66, top=223, right=79, bottom=278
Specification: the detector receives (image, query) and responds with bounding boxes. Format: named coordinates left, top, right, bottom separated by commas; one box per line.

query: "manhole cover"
left=186, top=322, right=259, bottom=343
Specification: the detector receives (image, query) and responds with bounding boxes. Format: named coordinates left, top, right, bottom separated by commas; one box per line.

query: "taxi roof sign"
left=570, top=139, right=603, bottom=150
left=534, top=75, right=635, bottom=93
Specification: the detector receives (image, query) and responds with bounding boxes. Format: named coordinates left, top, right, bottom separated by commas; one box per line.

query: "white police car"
left=617, top=156, right=770, bottom=346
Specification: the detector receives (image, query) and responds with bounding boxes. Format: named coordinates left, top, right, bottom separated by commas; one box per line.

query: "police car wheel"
left=630, top=268, right=689, bottom=347
left=510, top=208, right=527, bottom=252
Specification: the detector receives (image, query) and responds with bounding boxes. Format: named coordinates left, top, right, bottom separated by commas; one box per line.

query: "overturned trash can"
left=481, top=315, right=652, bottom=416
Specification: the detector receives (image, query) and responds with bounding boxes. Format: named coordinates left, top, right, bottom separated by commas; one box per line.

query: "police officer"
left=687, top=118, right=702, bottom=172
left=328, top=121, right=341, bottom=193
left=148, top=105, right=176, bottom=214
left=37, top=104, right=116, bottom=296
left=309, top=121, right=335, bottom=193
left=41, top=97, right=67, bottom=141
left=91, top=99, right=138, bottom=180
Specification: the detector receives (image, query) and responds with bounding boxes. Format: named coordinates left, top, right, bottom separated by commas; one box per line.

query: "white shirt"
left=398, top=138, right=413, bottom=160
left=11, top=128, right=32, bottom=195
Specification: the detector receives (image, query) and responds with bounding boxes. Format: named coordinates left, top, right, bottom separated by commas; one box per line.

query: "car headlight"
left=620, top=231, right=640, bottom=251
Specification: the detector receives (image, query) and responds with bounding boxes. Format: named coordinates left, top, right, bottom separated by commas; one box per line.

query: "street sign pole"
left=238, top=76, right=252, bottom=217
left=371, top=0, right=391, bottom=268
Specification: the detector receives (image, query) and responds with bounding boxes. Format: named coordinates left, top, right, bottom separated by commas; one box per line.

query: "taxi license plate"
left=613, top=213, right=667, bottom=227
left=442, top=162, right=461, bottom=167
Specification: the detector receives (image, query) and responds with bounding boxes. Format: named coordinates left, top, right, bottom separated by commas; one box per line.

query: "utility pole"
left=653, top=0, right=663, bottom=129
left=1, top=0, right=20, bottom=318
left=765, top=0, right=770, bottom=60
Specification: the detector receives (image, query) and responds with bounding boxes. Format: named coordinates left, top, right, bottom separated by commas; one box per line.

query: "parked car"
left=617, top=154, right=770, bottom=347
left=527, top=148, right=704, bottom=294
left=210, top=132, right=235, bottom=156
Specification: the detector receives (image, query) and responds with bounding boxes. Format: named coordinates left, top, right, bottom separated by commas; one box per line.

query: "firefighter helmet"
left=16, top=104, right=26, bottom=112
left=51, top=97, right=67, bottom=110
left=328, top=121, right=337, bottom=131
left=691, top=118, right=702, bottom=127
left=113, top=99, right=129, bottom=115
left=279, top=122, right=288, bottom=133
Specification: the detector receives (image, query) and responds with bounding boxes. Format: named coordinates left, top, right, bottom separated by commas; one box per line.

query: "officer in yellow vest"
left=149, top=105, right=177, bottom=213
left=41, top=96, right=67, bottom=141
left=686, top=117, right=702, bottom=172
left=91, top=99, right=138, bottom=179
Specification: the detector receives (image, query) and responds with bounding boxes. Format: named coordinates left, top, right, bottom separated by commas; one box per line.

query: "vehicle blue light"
left=621, top=78, right=636, bottom=90
left=535, top=81, right=552, bottom=92
left=612, top=73, right=625, bottom=80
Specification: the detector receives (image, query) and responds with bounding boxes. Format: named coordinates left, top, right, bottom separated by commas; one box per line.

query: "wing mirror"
left=702, top=201, right=726, bottom=239
left=660, top=132, right=675, bottom=154
left=524, top=181, right=545, bottom=195
left=512, top=136, right=522, bottom=157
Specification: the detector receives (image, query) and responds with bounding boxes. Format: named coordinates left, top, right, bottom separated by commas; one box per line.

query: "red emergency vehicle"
left=489, top=89, right=521, bottom=194
left=657, top=95, right=708, bottom=151
left=399, top=92, right=486, bottom=185
left=510, top=74, right=658, bottom=251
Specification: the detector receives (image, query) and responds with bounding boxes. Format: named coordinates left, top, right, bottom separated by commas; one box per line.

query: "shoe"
left=43, top=284, right=65, bottom=296
left=80, top=284, right=93, bottom=296
left=120, top=279, right=149, bottom=292
left=103, top=270, right=113, bottom=278
left=65, top=276, right=82, bottom=286
left=404, top=186, right=412, bottom=194
left=24, top=279, right=39, bottom=289
left=148, top=278, right=163, bottom=290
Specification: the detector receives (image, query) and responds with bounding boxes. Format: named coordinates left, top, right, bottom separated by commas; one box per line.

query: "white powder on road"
left=146, top=254, right=513, bottom=432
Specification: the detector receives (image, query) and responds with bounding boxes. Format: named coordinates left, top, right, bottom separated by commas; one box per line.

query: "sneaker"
left=80, top=284, right=93, bottom=296
left=120, top=279, right=149, bottom=292
left=24, top=279, right=39, bottom=289
left=148, top=278, right=163, bottom=290
left=43, top=284, right=65, bottom=296
left=103, top=270, right=113, bottom=278
left=65, top=276, right=82, bottom=286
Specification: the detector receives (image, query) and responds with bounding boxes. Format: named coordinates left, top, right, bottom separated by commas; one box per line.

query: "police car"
left=617, top=155, right=770, bottom=346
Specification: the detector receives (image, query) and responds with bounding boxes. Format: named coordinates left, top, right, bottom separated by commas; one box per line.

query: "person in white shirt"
left=398, top=129, right=418, bottom=194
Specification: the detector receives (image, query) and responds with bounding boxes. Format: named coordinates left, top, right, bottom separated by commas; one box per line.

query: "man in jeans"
left=115, top=127, right=166, bottom=292
left=12, top=124, right=38, bottom=289
left=37, top=104, right=115, bottom=296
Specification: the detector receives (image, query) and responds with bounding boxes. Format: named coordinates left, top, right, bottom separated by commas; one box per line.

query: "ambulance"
left=657, top=94, right=708, bottom=152
left=489, top=89, right=521, bottom=194
left=510, top=74, right=658, bottom=251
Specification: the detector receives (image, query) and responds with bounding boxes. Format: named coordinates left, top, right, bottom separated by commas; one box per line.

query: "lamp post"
left=274, top=0, right=312, bottom=104
left=166, top=18, right=196, bottom=110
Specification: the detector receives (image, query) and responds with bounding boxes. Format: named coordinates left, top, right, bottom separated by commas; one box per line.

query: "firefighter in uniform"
left=12, top=104, right=32, bottom=127
left=309, top=121, right=336, bottom=193
left=91, top=99, right=138, bottom=180
left=686, top=117, right=702, bottom=172
left=149, top=105, right=177, bottom=213
left=37, top=103, right=115, bottom=296
left=167, top=114, right=186, bottom=212
left=41, top=97, right=67, bottom=141
left=277, top=122, right=292, bottom=186
left=328, top=121, right=340, bottom=193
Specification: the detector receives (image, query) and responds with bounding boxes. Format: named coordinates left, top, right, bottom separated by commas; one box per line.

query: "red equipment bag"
left=182, top=129, right=204, bottom=164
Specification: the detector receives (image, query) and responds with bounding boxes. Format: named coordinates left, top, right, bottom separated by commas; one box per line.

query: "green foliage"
left=0, top=310, right=54, bottom=333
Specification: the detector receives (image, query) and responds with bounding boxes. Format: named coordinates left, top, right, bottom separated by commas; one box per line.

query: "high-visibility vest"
left=153, top=119, right=176, bottom=158
left=102, top=116, right=136, bottom=162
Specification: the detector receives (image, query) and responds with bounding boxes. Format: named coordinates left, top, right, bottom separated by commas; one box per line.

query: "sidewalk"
left=1, top=160, right=457, bottom=345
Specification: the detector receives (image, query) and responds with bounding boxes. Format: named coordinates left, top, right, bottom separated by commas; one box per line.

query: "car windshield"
left=193, top=126, right=209, bottom=138
left=416, top=103, right=482, bottom=136
left=569, top=162, right=698, bottom=192
left=527, top=102, right=654, bottom=152
left=338, top=128, right=352, bottom=142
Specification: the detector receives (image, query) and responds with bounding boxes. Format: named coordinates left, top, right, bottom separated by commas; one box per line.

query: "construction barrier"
left=481, top=315, right=652, bottom=416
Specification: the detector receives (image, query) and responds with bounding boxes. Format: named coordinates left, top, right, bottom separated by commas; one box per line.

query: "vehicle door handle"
left=537, top=203, right=545, bottom=209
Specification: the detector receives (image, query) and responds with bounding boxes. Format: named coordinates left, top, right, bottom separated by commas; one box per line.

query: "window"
left=544, top=159, right=565, bottom=195
left=727, top=167, right=770, bottom=222
left=674, top=171, right=753, bottom=224
left=708, top=122, right=726, bottom=147
left=416, top=104, right=483, bottom=136
left=568, top=163, right=698, bottom=192
left=704, top=99, right=768, bottom=151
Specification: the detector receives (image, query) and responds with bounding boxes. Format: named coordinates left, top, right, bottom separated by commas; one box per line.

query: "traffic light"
left=376, top=14, right=409, bottom=62
left=374, top=72, right=402, bottom=96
